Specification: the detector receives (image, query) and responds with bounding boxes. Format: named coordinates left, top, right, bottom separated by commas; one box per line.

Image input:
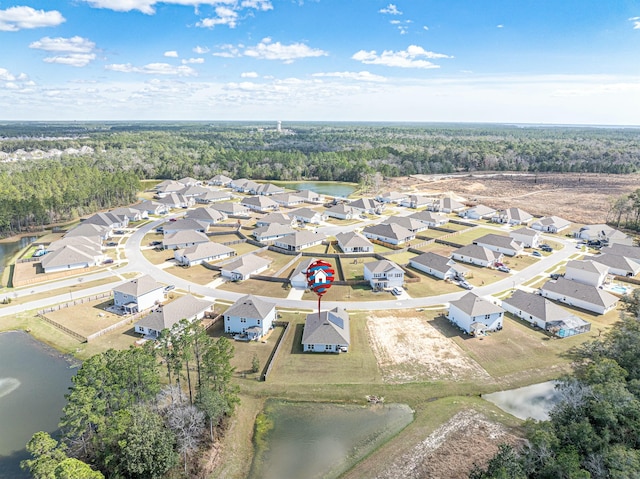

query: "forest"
left=1, top=121, right=640, bottom=237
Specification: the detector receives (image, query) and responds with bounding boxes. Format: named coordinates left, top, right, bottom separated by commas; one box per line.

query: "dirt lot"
left=390, top=172, right=640, bottom=224
left=366, top=310, right=490, bottom=383
left=373, top=410, right=523, bottom=479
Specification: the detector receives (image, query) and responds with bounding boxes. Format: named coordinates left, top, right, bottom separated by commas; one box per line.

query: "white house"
left=224, top=294, right=276, bottom=340
left=162, top=218, right=208, bottom=235
left=252, top=223, right=296, bottom=243
left=274, top=231, right=326, bottom=252
left=401, top=195, right=431, bottom=209
left=409, top=252, right=468, bottom=280
left=174, top=242, right=235, bottom=267
left=134, top=294, right=212, bottom=338
left=113, top=275, right=165, bottom=314
left=383, top=216, right=429, bottom=233
left=509, top=227, right=541, bottom=248
left=211, top=202, right=250, bottom=218
left=531, top=216, right=571, bottom=233
left=254, top=183, right=284, bottom=196
left=600, top=244, right=640, bottom=264
left=575, top=224, right=633, bottom=246
left=220, top=254, right=271, bottom=281
left=131, top=200, right=168, bottom=216
left=539, top=278, right=618, bottom=315
left=185, top=207, right=227, bottom=225
left=270, top=193, right=305, bottom=208
left=241, top=195, right=279, bottom=213
left=302, top=307, right=350, bottom=353
left=40, top=244, right=103, bottom=273
left=564, top=260, right=609, bottom=287
left=335, top=231, right=374, bottom=253
left=230, top=178, right=259, bottom=193
left=255, top=212, right=296, bottom=228
left=208, top=174, right=233, bottom=186
left=491, top=208, right=533, bottom=225
left=451, top=244, right=503, bottom=267
left=362, top=223, right=415, bottom=245
left=429, top=197, right=466, bottom=213
left=110, top=207, right=146, bottom=222
left=290, top=207, right=325, bottom=225
left=348, top=198, right=382, bottom=215
left=296, top=189, right=325, bottom=204
left=459, top=204, right=497, bottom=220
left=447, top=292, right=504, bottom=335
left=473, top=234, right=524, bottom=257
left=590, top=254, right=640, bottom=277
left=157, top=193, right=195, bottom=209
left=289, top=257, right=316, bottom=289
left=324, top=203, right=356, bottom=220
left=363, top=259, right=404, bottom=290
left=408, top=210, right=449, bottom=227
left=376, top=191, right=408, bottom=204
left=195, top=190, right=233, bottom=204
left=162, top=230, right=209, bottom=250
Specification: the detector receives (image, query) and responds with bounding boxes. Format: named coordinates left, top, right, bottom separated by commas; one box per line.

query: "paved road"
left=0, top=210, right=581, bottom=318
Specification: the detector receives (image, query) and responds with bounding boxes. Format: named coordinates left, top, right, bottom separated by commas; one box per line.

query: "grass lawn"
left=209, top=233, right=244, bottom=244
left=230, top=242, right=262, bottom=256
left=142, top=247, right=175, bottom=265
left=452, top=227, right=503, bottom=245
left=257, top=251, right=298, bottom=275
left=164, top=264, right=215, bottom=285
left=324, top=218, right=361, bottom=226
left=418, top=229, right=449, bottom=239
left=44, top=298, right=131, bottom=339
left=441, top=222, right=473, bottom=231
left=403, top=274, right=461, bottom=297
left=502, top=254, right=540, bottom=270
left=267, top=312, right=382, bottom=385
left=340, top=257, right=365, bottom=281
left=301, top=284, right=392, bottom=302
left=413, top=243, right=456, bottom=256
left=373, top=243, right=400, bottom=254
left=301, top=243, right=331, bottom=254
left=142, top=231, right=163, bottom=246
left=217, top=279, right=291, bottom=298
left=0, top=277, right=120, bottom=308
left=385, top=251, right=418, bottom=265
left=464, top=264, right=509, bottom=287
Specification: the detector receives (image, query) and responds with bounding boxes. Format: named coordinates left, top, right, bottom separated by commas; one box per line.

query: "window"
left=240, top=318, right=246, bottom=323
left=257, top=319, right=261, bottom=325
left=325, top=344, right=332, bottom=350
left=485, top=314, right=491, bottom=320
left=308, top=344, right=314, bottom=350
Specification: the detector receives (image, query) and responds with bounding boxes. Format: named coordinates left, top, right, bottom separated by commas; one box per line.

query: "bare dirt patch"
left=366, top=312, right=490, bottom=383
left=373, top=410, right=523, bottom=479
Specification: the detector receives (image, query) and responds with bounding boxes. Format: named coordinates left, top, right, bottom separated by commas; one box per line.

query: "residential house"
left=177, top=176, right=201, bottom=187
left=84, top=212, right=128, bottom=231
left=41, top=242, right=104, bottom=273
left=540, top=278, right=618, bottom=315
left=131, top=200, right=168, bottom=216
left=296, top=189, right=325, bottom=204
left=531, top=216, right=571, bottom=233
left=510, top=227, right=541, bottom=248
left=376, top=191, right=408, bottom=204
left=274, top=231, right=326, bottom=252
left=491, top=208, right=533, bottom=225
left=177, top=185, right=210, bottom=199
left=255, top=212, right=296, bottom=228
left=501, top=289, right=590, bottom=337
left=349, top=198, right=383, bottom=215
left=155, top=180, right=184, bottom=197
left=174, top=242, right=235, bottom=267
left=459, top=204, right=497, bottom=220
left=362, top=223, right=415, bottom=246
left=270, top=193, right=305, bottom=208
left=134, top=294, right=212, bottom=338
left=241, top=195, right=279, bottom=213
left=302, top=307, right=350, bottom=353
left=409, top=252, right=468, bottom=280
left=208, top=174, right=233, bottom=186
left=401, top=194, right=431, bottom=209
left=157, top=193, right=194, bottom=209
left=254, top=183, right=285, bottom=196
left=230, top=178, right=259, bottom=193
left=335, top=231, right=374, bottom=253
left=324, top=203, right=356, bottom=220
left=447, top=292, right=504, bottom=335
left=383, top=216, right=429, bottom=233
left=575, top=224, right=633, bottom=246
left=289, top=257, right=316, bottom=289
left=65, top=222, right=111, bottom=241
left=162, top=218, right=208, bottom=235
left=564, top=260, right=609, bottom=287
left=408, top=210, right=449, bottom=227
left=112, top=274, right=165, bottom=314
left=220, top=254, right=271, bottom=281
left=429, top=197, right=466, bottom=213
left=451, top=244, right=503, bottom=267
left=185, top=207, right=227, bottom=225
left=195, top=190, right=233, bottom=204
left=211, top=202, right=250, bottom=218
left=110, top=207, right=146, bottom=222
left=591, top=254, right=640, bottom=277
left=600, top=244, right=640, bottom=264
left=252, top=223, right=296, bottom=243
left=363, top=259, right=404, bottom=290
left=223, top=294, right=276, bottom=340
left=290, top=207, right=325, bottom=225
left=162, top=230, right=209, bottom=250
left=473, top=234, right=524, bottom=257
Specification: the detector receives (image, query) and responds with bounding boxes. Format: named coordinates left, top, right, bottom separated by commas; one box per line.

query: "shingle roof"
left=113, top=274, right=164, bottom=297
left=221, top=254, right=271, bottom=276
left=177, top=242, right=235, bottom=261
left=511, top=227, right=539, bottom=238
left=409, top=210, right=448, bottom=224
left=162, top=218, right=208, bottom=231
left=302, top=307, right=350, bottom=346
left=136, top=294, right=212, bottom=331
left=241, top=195, right=279, bottom=208
left=532, top=216, right=571, bottom=228
left=466, top=205, right=496, bottom=217
left=275, top=230, right=326, bottom=247
left=495, top=208, right=533, bottom=222
left=502, top=289, right=582, bottom=323
left=163, top=230, right=209, bottom=246
left=453, top=244, right=500, bottom=262
left=185, top=207, right=226, bottom=223
left=591, top=254, right=640, bottom=272
left=541, top=278, right=618, bottom=308
left=335, top=231, right=373, bottom=249
left=449, top=292, right=503, bottom=316
left=253, top=223, right=296, bottom=239
left=600, top=244, right=640, bottom=261
left=566, top=259, right=609, bottom=276
left=290, top=207, right=321, bottom=220
left=364, top=259, right=403, bottom=274
left=383, top=215, right=425, bottom=231
left=363, top=223, right=414, bottom=241
left=41, top=245, right=98, bottom=269
left=224, top=294, right=275, bottom=319
left=257, top=212, right=293, bottom=226
left=410, top=252, right=468, bottom=275
left=325, top=204, right=355, bottom=215
left=474, top=234, right=522, bottom=250
left=211, top=202, right=249, bottom=215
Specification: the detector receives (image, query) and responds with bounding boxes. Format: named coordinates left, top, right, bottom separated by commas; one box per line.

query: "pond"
left=483, top=381, right=561, bottom=421
left=270, top=181, right=358, bottom=198
left=0, top=237, right=37, bottom=279
left=0, top=332, right=76, bottom=479
left=249, top=400, right=413, bottom=479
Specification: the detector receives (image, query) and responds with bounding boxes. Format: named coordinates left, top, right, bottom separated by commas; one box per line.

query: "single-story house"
left=324, top=203, right=356, bottom=220
left=224, top=294, right=276, bottom=340
left=348, top=198, right=383, bottom=215
left=134, top=294, right=212, bottom=338
left=539, top=278, right=618, bottom=315
left=600, top=244, right=640, bottom=264
left=84, top=211, right=129, bottom=230
left=157, top=193, right=195, bottom=209
left=376, top=191, right=408, bottom=204
left=270, top=193, right=305, bottom=208
left=296, top=189, right=325, bottom=204
left=177, top=176, right=202, bottom=187
left=174, top=242, right=235, bottom=267
left=451, top=244, right=503, bottom=267
left=131, top=200, right=169, bottom=216
left=400, top=195, right=431, bottom=209
left=65, top=222, right=111, bottom=241
left=185, top=207, right=227, bottom=225
left=274, top=231, right=326, bottom=252
left=252, top=223, right=296, bottom=243
left=429, top=197, right=466, bottom=213
left=335, top=231, right=374, bottom=253
left=211, top=202, right=250, bottom=218
left=208, top=174, right=233, bottom=186
left=290, top=207, right=325, bottom=224
left=448, top=292, right=504, bottom=335
left=177, top=185, right=210, bottom=198
left=590, top=254, right=640, bottom=277
left=113, top=274, right=165, bottom=314
left=256, top=212, right=296, bottom=228
left=363, top=259, right=404, bottom=290
left=491, top=208, right=533, bottom=225
left=459, top=204, right=497, bottom=220
left=162, top=230, right=210, bottom=250
left=409, top=252, right=468, bottom=280
left=230, top=178, right=259, bottom=193
left=254, top=183, right=285, bottom=196
left=531, top=216, right=571, bottom=233
left=162, top=218, right=208, bottom=235
left=575, top=224, right=633, bottom=246
left=220, top=254, right=271, bottom=281
left=501, top=289, right=590, bottom=337
left=408, top=210, right=449, bottom=227
left=155, top=179, right=183, bottom=194
left=564, top=259, right=609, bottom=287
left=473, top=234, right=524, bottom=257
left=40, top=244, right=103, bottom=273
left=195, top=190, right=233, bottom=204
left=510, top=227, right=541, bottom=248
left=302, top=307, right=350, bottom=353
left=383, top=216, right=429, bottom=233
left=110, top=207, right=146, bottom=222
left=290, top=257, right=316, bottom=289
left=362, top=223, right=415, bottom=245
left=241, top=195, right=279, bottom=213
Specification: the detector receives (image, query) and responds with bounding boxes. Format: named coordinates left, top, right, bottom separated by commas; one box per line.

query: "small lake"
left=0, top=332, right=76, bottom=479
left=271, top=181, right=358, bottom=198
left=0, top=237, right=36, bottom=278
left=483, top=381, right=561, bottom=421
left=249, top=400, right=413, bottom=479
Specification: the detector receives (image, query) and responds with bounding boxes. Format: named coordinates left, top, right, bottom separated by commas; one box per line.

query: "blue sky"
left=0, top=0, right=639, bottom=124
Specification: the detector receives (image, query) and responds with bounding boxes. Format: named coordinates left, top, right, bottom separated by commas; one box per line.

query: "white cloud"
left=197, top=6, right=238, bottom=28
left=193, top=46, right=210, bottom=54
left=105, top=62, right=197, bottom=76
left=0, top=6, right=65, bottom=31
left=241, top=0, right=273, bottom=10
left=497, top=24, right=504, bottom=28
left=423, top=25, right=429, bottom=30
left=241, top=71, right=259, bottom=78
left=164, top=51, right=179, bottom=57
left=379, top=4, right=402, bottom=15
left=352, top=45, right=451, bottom=69
left=30, top=36, right=96, bottom=53
left=312, top=71, right=387, bottom=82
left=630, top=17, right=640, bottom=29
left=182, top=57, right=204, bottom=64
left=43, top=53, right=96, bottom=67
left=243, top=38, right=327, bottom=63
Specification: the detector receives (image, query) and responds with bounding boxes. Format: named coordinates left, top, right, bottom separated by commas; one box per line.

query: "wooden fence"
left=37, top=312, right=86, bottom=342
left=261, top=321, right=290, bottom=381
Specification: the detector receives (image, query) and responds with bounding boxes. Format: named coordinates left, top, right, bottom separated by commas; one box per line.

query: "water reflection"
left=483, top=381, right=561, bottom=421
left=0, top=236, right=36, bottom=276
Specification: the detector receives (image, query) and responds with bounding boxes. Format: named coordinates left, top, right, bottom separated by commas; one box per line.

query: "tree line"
left=471, top=292, right=640, bottom=479
left=22, top=320, right=239, bottom=479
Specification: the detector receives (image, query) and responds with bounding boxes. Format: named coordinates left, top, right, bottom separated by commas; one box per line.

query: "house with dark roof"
left=252, top=223, right=296, bottom=243
left=324, top=203, right=356, bottom=220
left=362, top=223, right=415, bottom=245
left=564, top=260, right=609, bottom=287
left=539, top=277, right=618, bottom=315
left=429, top=197, right=466, bottom=213
left=302, top=307, right=350, bottom=353
left=274, top=231, right=326, bottom=252
left=134, top=294, right=212, bottom=338
left=363, top=259, right=404, bottom=289
left=162, top=230, right=209, bottom=250
left=531, top=216, right=571, bottom=233
left=383, top=216, right=429, bottom=233
left=451, top=244, right=503, bottom=267
left=335, top=231, right=374, bottom=253
left=174, top=242, right=235, bottom=267
left=448, top=292, right=504, bottom=335
left=473, top=234, right=524, bottom=257
left=220, top=254, right=271, bottom=281
left=113, top=274, right=165, bottom=314
left=409, top=252, right=468, bottom=280
left=241, top=195, right=279, bottom=213
left=510, top=227, right=541, bottom=248
left=492, top=208, right=533, bottom=225
left=408, top=210, right=449, bottom=227
left=590, top=254, right=640, bottom=277
left=502, top=289, right=590, bottom=337
left=224, top=294, right=276, bottom=340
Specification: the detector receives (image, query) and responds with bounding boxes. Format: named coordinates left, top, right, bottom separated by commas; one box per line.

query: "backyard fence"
left=261, top=321, right=290, bottom=381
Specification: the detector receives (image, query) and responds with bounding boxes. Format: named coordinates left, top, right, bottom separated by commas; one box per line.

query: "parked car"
left=164, top=285, right=175, bottom=292
left=113, top=230, right=125, bottom=235
left=494, top=262, right=505, bottom=268
left=497, top=265, right=511, bottom=273
left=459, top=281, right=473, bottom=290
left=550, top=273, right=563, bottom=280
left=106, top=241, right=118, bottom=247
left=532, top=251, right=542, bottom=257
left=169, top=218, right=177, bottom=222
left=540, top=244, right=553, bottom=252
left=391, top=287, right=403, bottom=296
left=103, top=258, right=114, bottom=264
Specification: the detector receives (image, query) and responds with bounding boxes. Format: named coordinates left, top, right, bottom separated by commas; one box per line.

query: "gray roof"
left=495, top=208, right=533, bottom=222
left=291, top=257, right=316, bottom=279
left=453, top=244, right=501, bottom=262
left=131, top=200, right=165, bottom=213
left=296, top=189, right=323, bottom=200
left=224, top=294, right=275, bottom=319
left=257, top=212, right=293, bottom=226
left=409, top=210, right=448, bottom=224
left=84, top=212, right=124, bottom=227
left=185, top=207, right=226, bottom=223
left=65, top=222, right=109, bottom=238
left=157, top=192, right=189, bottom=206
left=591, top=253, right=640, bottom=272
left=335, top=231, right=373, bottom=249
left=600, top=244, right=640, bottom=262
left=532, top=216, right=571, bottom=229
left=325, top=203, right=355, bottom=215
left=541, top=278, right=618, bottom=308
left=210, top=202, right=249, bottom=215
left=253, top=223, right=296, bottom=239
left=49, top=235, right=102, bottom=254
left=241, top=195, right=279, bottom=208
left=136, top=294, right=211, bottom=331
left=41, top=244, right=98, bottom=269
left=209, top=174, right=233, bottom=184
left=177, top=242, right=235, bottom=261
left=383, top=216, right=426, bottom=231
left=566, top=259, right=609, bottom=276
left=275, top=230, right=326, bottom=248
left=349, top=198, right=381, bottom=211
left=363, top=223, right=414, bottom=241
left=437, top=197, right=465, bottom=210
left=255, top=183, right=284, bottom=195
left=449, top=292, right=504, bottom=316
left=114, top=274, right=164, bottom=297
left=163, top=230, right=209, bottom=246
left=290, top=207, right=322, bottom=220
left=162, top=218, right=208, bottom=231
left=474, top=234, right=522, bottom=250
left=364, top=259, right=403, bottom=275
left=221, top=254, right=271, bottom=276
left=177, top=185, right=209, bottom=197
left=502, top=289, right=584, bottom=324
left=410, top=252, right=468, bottom=275
left=465, top=204, right=496, bottom=217
left=302, top=307, right=350, bottom=346
left=271, top=193, right=305, bottom=204
left=511, top=227, right=539, bottom=238
left=198, top=190, right=231, bottom=201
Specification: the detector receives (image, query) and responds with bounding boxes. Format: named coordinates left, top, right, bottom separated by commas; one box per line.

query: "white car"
left=391, top=287, right=403, bottom=296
